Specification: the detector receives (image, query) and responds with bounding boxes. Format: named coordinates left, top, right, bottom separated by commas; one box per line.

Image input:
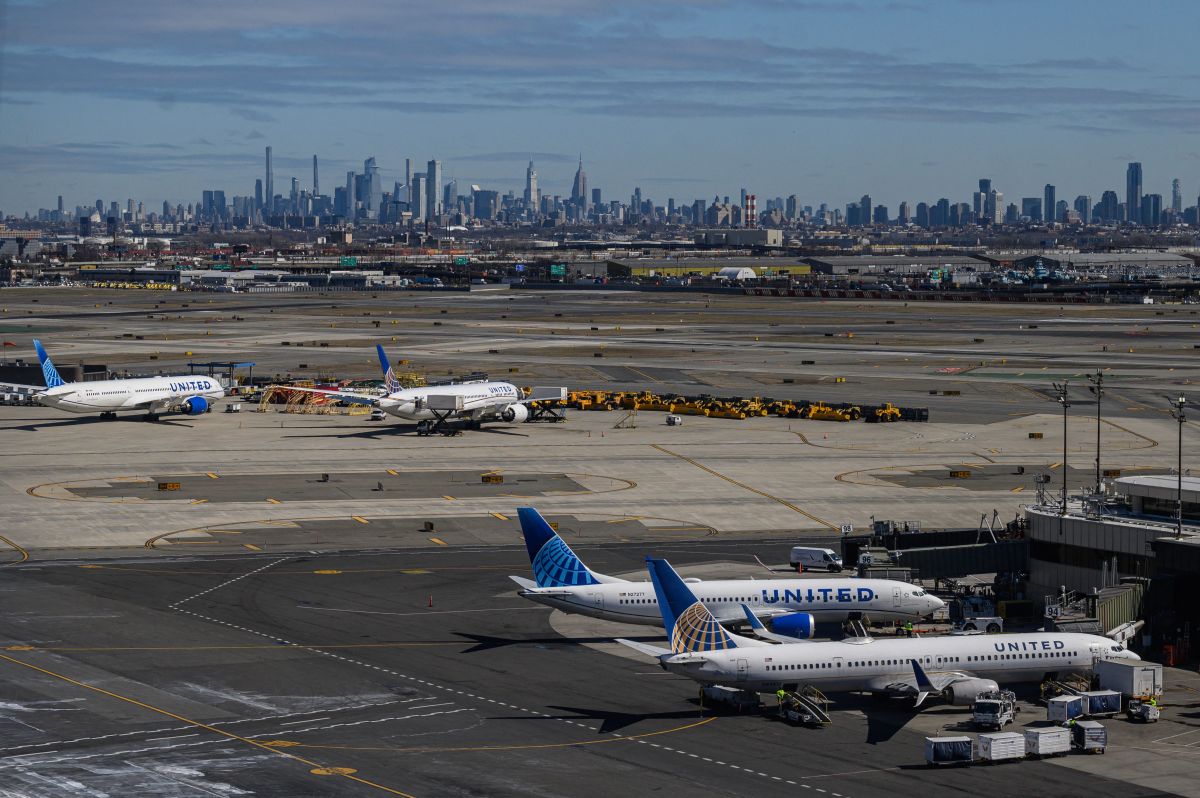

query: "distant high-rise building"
left=290, top=177, right=299, bottom=211
left=524, top=160, right=538, bottom=207
left=915, top=202, right=929, bottom=228
left=425, top=160, right=442, bottom=217
left=254, top=179, right=263, bottom=210
left=1098, top=190, right=1120, bottom=222
left=934, top=198, right=950, bottom=227
left=444, top=179, right=457, bottom=213
left=363, top=157, right=382, bottom=216
left=313, top=155, right=319, bottom=195
left=1021, top=197, right=1042, bottom=221
left=785, top=195, right=798, bottom=220
left=56, top=195, right=63, bottom=215
left=591, top=188, right=601, bottom=208
left=571, top=157, right=588, bottom=209
left=412, top=174, right=428, bottom=221
left=979, top=178, right=992, bottom=195
left=987, top=191, right=1003, bottom=224
left=1141, top=193, right=1162, bottom=226
left=1172, top=178, right=1182, bottom=213
left=265, top=146, right=274, bottom=214
left=1044, top=184, right=1056, bottom=223
left=860, top=195, right=872, bottom=224
left=345, top=171, right=355, bottom=218
left=897, top=202, right=910, bottom=225
left=1074, top=195, right=1092, bottom=223
left=1126, top=162, right=1142, bottom=223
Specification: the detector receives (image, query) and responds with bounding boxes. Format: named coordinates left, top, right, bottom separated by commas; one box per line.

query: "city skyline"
left=2, top=1, right=1199, bottom=213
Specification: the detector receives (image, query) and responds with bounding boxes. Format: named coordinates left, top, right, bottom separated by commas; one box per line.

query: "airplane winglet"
left=910, top=658, right=935, bottom=707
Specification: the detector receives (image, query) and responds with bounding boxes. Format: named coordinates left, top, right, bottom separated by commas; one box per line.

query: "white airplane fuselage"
left=661, top=632, right=1138, bottom=693
left=380, top=381, right=522, bottom=420
left=519, top=578, right=942, bottom=625
left=37, top=376, right=225, bottom=415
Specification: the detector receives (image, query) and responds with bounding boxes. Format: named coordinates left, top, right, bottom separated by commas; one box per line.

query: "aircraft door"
left=892, top=588, right=902, bottom=609
left=736, top=659, right=749, bottom=682
left=591, top=592, right=604, bottom=609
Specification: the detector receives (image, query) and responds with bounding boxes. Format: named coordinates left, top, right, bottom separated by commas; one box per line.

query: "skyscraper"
left=345, top=171, right=355, bottom=218
left=313, top=155, right=319, bottom=195
left=1044, top=184, right=1056, bottom=223
left=1126, top=162, right=1142, bottom=223
left=571, top=157, right=588, bottom=209
left=363, top=157, right=382, bottom=216
left=265, top=146, right=274, bottom=214
left=254, top=179, right=263, bottom=211
left=1172, top=178, right=1182, bottom=213
left=524, top=160, right=538, bottom=207
left=412, top=174, right=428, bottom=221
left=1074, top=195, right=1091, bottom=223
left=426, top=160, right=442, bottom=217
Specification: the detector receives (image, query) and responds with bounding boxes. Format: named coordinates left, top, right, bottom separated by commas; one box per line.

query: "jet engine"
left=501, top=404, right=529, bottom=423
left=944, top=678, right=999, bottom=706
left=180, top=396, right=209, bottom=416
left=768, top=612, right=816, bottom=640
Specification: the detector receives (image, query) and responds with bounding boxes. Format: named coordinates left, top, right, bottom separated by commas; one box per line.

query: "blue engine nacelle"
left=180, top=396, right=209, bottom=416
left=769, top=612, right=816, bottom=640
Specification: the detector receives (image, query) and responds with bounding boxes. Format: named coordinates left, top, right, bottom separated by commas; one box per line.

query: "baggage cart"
left=1081, top=689, right=1121, bottom=718
left=1024, top=726, right=1071, bottom=758
left=701, top=685, right=760, bottom=714
left=978, top=731, right=1025, bottom=763
left=1046, top=694, right=1084, bottom=723
left=1071, top=720, right=1107, bottom=753
left=925, top=736, right=973, bottom=767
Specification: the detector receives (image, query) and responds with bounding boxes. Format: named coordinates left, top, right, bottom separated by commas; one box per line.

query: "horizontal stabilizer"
left=615, top=638, right=672, bottom=658
left=509, top=575, right=538, bottom=590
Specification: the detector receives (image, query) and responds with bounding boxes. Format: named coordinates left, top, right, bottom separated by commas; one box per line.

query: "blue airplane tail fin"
left=646, top=557, right=737, bottom=653
left=376, top=344, right=401, bottom=394
left=33, top=340, right=66, bottom=388
left=516, top=507, right=600, bottom=588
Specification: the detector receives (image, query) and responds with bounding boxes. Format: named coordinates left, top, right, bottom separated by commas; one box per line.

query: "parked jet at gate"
left=278, top=345, right=566, bottom=435
left=15, top=340, right=224, bottom=419
left=616, top=557, right=1138, bottom=706
left=510, top=508, right=942, bottom=637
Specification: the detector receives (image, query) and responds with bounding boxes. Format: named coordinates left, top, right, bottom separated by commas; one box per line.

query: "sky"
left=1, top=0, right=1199, bottom=215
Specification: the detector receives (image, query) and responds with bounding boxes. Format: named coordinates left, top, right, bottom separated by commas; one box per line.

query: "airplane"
left=510, top=507, right=943, bottom=638
left=276, top=345, right=566, bottom=436
left=616, top=557, right=1140, bottom=706
left=9, top=340, right=225, bottom=420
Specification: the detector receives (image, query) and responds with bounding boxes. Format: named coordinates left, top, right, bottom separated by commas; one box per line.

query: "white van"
left=789, top=546, right=843, bottom=573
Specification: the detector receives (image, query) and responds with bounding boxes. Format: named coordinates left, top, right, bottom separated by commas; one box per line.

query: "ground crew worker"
left=904, top=621, right=914, bottom=638
left=1148, top=696, right=1158, bottom=707
left=776, top=689, right=787, bottom=715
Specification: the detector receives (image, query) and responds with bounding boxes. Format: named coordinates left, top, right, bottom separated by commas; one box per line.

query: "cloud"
left=232, top=108, right=277, bottom=123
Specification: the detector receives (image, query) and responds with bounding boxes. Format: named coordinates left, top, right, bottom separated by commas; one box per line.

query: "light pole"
left=1168, top=396, right=1187, bottom=539
left=1053, top=381, right=1070, bottom=535
left=1087, top=370, right=1104, bottom=495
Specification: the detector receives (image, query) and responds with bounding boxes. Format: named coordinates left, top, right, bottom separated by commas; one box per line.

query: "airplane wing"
left=270, top=385, right=382, bottom=407
left=516, top=387, right=568, bottom=404
left=866, top=660, right=974, bottom=707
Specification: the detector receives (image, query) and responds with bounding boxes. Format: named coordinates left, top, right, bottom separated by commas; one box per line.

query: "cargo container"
left=925, top=736, right=973, bottom=766
left=1046, top=694, right=1085, bottom=723
left=978, top=732, right=1025, bottom=762
left=1024, top=726, right=1070, bottom=758
left=1071, top=720, right=1107, bottom=753
left=1081, top=690, right=1122, bottom=718
left=1094, top=660, right=1162, bottom=699
left=700, top=685, right=760, bottom=714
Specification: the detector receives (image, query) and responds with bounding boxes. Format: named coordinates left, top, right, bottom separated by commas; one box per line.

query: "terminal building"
left=1026, top=476, right=1200, bottom=661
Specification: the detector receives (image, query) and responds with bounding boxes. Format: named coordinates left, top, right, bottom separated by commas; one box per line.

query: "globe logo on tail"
left=531, top=536, right=599, bottom=587
left=384, top=366, right=401, bottom=395
left=671, top=602, right=734, bottom=653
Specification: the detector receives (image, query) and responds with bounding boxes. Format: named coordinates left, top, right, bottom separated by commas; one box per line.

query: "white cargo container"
left=1024, top=726, right=1071, bottom=758
left=1095, top=659, right=1162, bottom=699
left=1046, top=694, right=1085, bottom=723
left=978, top=731, right=1025, bottom=762
left=925, top=736, right=973, bottom=766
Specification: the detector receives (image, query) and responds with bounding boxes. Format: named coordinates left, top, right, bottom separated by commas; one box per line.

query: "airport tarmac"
left=2, top=288, right=1199, bottom=795
left=2, top=540, right=1198, bottom=797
